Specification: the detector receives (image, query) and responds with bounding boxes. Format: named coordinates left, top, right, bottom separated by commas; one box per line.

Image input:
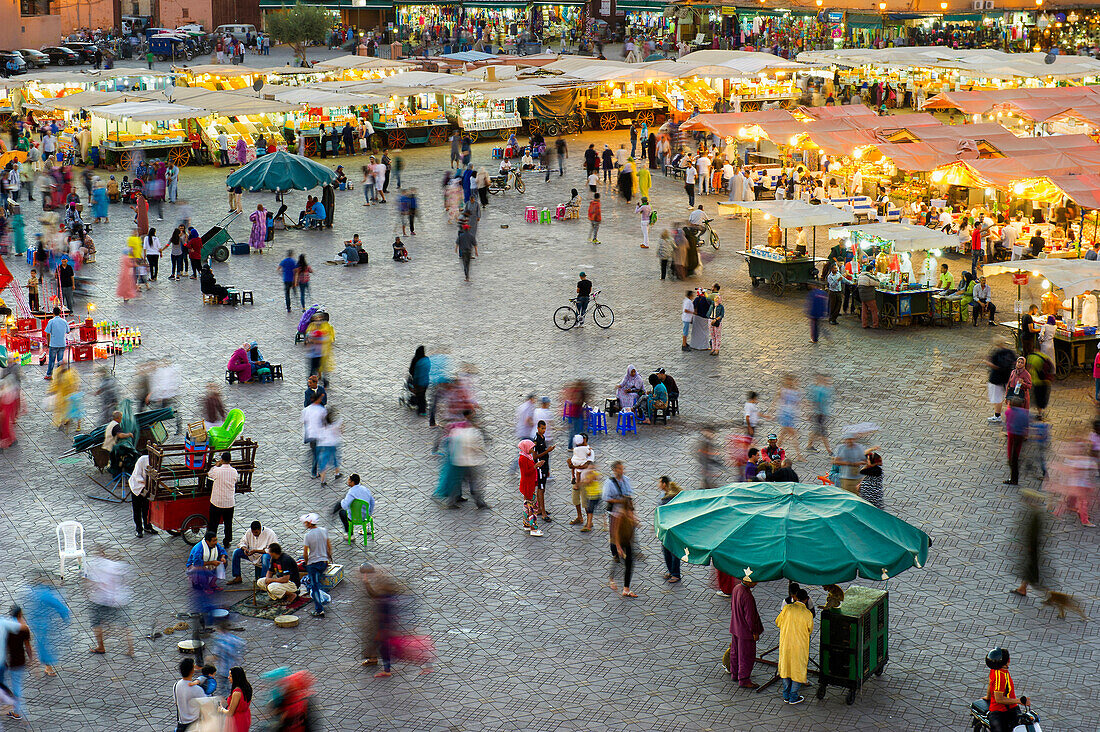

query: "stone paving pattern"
left=1, top=122, right=1097, bottom=732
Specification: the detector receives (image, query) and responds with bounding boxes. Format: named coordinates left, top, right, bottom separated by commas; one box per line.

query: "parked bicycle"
left=699, top=217, right=721, bottom=250
left=554, top=290, right=614, bottom=330
left=488, top=169, right=525, bottom=195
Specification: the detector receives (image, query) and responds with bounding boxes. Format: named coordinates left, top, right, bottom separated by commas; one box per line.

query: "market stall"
left=444, top=82, right=547, bottom=141
left=720, top=200, right=853, bottom=296
left=655, top=481, right=930, bottom=705
left=271, top=87, right=385, bottom=155
left=985, top=260, right=1100, bottom=378
left=828, top=223, right=956, bottom=329
left=87, top=101, right=209, bottom=169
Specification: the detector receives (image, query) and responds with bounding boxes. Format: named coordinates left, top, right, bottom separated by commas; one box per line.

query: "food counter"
left=445, top=97, right=520, bottom=141
left=583, top=86, right=665, bottom=130
left=1000, top=319, right=1099, bottom=378
left=372, top=94, right=451, bottom=148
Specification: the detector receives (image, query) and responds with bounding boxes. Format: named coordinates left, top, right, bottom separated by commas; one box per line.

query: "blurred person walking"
left=86, top=547, right=134, bottom=656
left=23, top=571, right=70, bottom=677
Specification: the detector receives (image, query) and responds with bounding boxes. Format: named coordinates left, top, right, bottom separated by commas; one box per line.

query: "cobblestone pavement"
left=2, top=128, right=1097, bottom=732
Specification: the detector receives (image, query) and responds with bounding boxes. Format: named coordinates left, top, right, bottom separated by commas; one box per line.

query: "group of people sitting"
left=226, top=342, right=275, bottom=384
left=336, top=235, right=368, bottom=267
left=298, top=196, right=327, bottom=230
left=613, top=366, right=679, bottom=424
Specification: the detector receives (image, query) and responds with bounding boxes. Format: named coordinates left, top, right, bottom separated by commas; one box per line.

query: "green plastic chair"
left=346, top=498, right=375, bottom=545
left=208, top=409, right=245, bottom=451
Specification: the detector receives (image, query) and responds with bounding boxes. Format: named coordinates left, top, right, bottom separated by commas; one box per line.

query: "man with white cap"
left=301, top=513, right=332, bottom=618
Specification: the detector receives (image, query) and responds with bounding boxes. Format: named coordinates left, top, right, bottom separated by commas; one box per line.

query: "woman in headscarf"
left=321, top=182, right=335, bottom=228
left=235, top=135, right=248, bottom=165
left=617, top=157, right=634, bottom=202
left=132, top=190, right=148, bottom=236
left=248, top=203, right=267, bottom=251
left=116, top=252, right=138, bottom=302
left=637, top=163, right=651, bottom=201
left=647, top=132, right=658, bottom=169
left=200, top=264, right=230, bottom=304
left=227, top=343, right=252, bottom=384
left=0, top=374, right=21, bottom=449
left=616, top=366, right=645, bottom=410
left=518, top=439, right=543, bottom=537
left=91, top=179, right=109, bottom=223
left=444, top=177, right=462, bottom=223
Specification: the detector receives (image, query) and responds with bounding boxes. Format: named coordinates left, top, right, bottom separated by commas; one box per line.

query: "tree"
left=264, top=3, right=330, bottom=63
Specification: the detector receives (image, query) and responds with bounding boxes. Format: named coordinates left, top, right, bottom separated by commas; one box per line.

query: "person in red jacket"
left=587, top=193, right=601, bottom=245
left=186, top=227, right=203, bottom=279
left=518, top=439, right=544, bottom=537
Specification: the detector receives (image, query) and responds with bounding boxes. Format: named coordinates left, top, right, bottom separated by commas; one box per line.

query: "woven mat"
left=228, top=591, right=309, bottom=620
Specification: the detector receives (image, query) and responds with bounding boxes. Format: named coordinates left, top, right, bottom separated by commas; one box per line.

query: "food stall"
left=720, top=200, right=854, bottom=296
left=985, top=260, right=1100, bottom=378
left=87, top=101, right=209, bottom=169
left=828, top=223, right=956, bottom=329
left=445, top=82, right=548, bottom=142
left=271, top=87, right=385, bottom=154
left=582, top=81, right=666, bottom=130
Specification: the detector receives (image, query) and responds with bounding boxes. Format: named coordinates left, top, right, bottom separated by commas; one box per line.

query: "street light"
left=940, top=1, right=947, bottom=10
left=878, top=2, right=886, bottom=9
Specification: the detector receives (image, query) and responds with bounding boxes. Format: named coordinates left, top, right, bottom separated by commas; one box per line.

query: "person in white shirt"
left=148, top=358, right=181, bottom=433
left=851, top=169, right=863, bottom=197
left=174, top=658, right=209, bottom=731
left=999, top=219, right=1021, bottom=259
left=938, top=208, right=954, bottom=232
left=696, top=154, right=711, bottom=195
left=207, top=452, right=239, bottom=545
left=301, top=394, right=327, bottom=479
left=971, top=275, right=997, bottom=325
left=587, top=170, right=598, bottom=194
left=316, top=410, right=344, bottom=486
left=681, top=290, right=695, bottom=351
left=514, top=393, right=537, bottom=442
left=743, top=391, right=763, bottom=438
left=128, top=449, right=157, bottom=537
left=684, top=164, right=697, bottom=207
left=216, top=132, right=229, bottom=167
left=636, top=197, right=652, bottom=248
left=615, top=144, right=628, bottom=168
left=448, top=413, right=490, bottom=508
left=227, top=520, right=277, bottom=585
left=721, top=161, right=734, bottom=196
left=794, top=226, right=808, bottom=255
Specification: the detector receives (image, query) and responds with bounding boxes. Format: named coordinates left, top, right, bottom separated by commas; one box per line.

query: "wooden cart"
left=100, top=138, right=192, bottom=169
left=1000, top=321, right=1100, bottom=379
left=817, top=587, right=888, bottom=705
left=146, top=438, right=257, bottom=544
left=874, top=287, right=935, bottom=329
left=740, top=251, right=822, bottom=296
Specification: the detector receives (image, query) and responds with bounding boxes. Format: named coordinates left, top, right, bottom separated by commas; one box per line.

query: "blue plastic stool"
left=589, top=410, right=608, bottom=435
left=616, top=411, right=637, bottom=436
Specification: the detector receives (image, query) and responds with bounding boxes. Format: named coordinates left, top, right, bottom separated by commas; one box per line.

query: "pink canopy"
left=678, top=109, right=795, bottom=137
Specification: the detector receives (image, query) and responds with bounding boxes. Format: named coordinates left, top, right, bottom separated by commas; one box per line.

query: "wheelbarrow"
left=200, top=211, right=240, bottom=263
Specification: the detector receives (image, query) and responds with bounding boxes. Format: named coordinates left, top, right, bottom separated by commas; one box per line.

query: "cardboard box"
left=319, top=564, right=343, bottom=589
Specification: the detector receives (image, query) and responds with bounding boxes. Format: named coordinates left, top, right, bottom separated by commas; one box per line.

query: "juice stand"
left=271, top=87, right=385, bottom=154
left=372, top=90, right=450, bottom=148
left=87, top=101, right=209, bottom=169
left=828, top=223, right=956, bottom=329
left=444, top=83, right=546, bottom=142
left=719, top=199, right=853, bottom=296
left=985, top=259, right=1100, bottom=378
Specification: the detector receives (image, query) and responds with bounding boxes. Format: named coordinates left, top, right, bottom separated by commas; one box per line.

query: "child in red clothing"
left=518, top=440, right=545, bottom=537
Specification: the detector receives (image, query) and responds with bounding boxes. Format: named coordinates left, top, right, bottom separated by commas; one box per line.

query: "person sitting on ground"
left=200, top=265, right=230, bottom=304
left=392, top=237, right=409, bottom=262
left=520, top=149, right=535, bottom=171
left=339, top=240, right=361, bottom=266
left=226, top=343, right=253, bottom=384
left=334, top=165, right=348, bottom=189
left=256, top=542, right=300, bottom=600
left=333, top=473, right=374, bottom=533
left=186, top=531, right=228, bottom=582
left=120, top=176, right=132, bottom=203
left=227, top=520, right=277, bottom=585
left=247, top=341, right=272, bottom=377
left=771, top=458, right=800, bottom=482
left=107, top=175, right=120, bottom=203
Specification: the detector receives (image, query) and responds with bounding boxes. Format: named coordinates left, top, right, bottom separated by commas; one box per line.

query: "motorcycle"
left=969, top=696, right=1041, bottom=732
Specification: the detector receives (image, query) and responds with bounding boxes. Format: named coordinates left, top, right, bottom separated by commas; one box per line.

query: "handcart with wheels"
left=147, top=437, right=257, bottom=544
left=200, top=212, right=241, bottom=264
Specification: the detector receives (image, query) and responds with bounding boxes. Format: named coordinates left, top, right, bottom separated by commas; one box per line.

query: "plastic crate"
left=71, top=344, right=94, bottom=362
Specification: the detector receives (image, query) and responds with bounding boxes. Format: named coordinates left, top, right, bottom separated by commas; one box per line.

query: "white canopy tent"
left=271, top=87, right=385, bottom=107
left=312, top=55, right=416, bottom=71
left=719, top=200, right=855, bottom=228
left=984, top=260, right=1100, bottom=300
left=828, top=223, right=956, bottom=253
left=88, top=101, right=209, bottom=121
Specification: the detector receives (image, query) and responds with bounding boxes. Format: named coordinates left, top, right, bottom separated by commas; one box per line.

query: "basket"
left=187, top=421, right=208, bottom=444
left=274, top=615, right=299, bottom=628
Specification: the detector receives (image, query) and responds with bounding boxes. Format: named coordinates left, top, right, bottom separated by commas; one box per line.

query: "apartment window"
left=20, top=0, right=50, bottom=16
left=182, top=7, right=189, bottom=16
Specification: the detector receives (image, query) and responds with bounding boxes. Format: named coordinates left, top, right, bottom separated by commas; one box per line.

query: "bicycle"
left=554, top=290, right=614, bottom=330
left=701, top=217, right=721, bottom=250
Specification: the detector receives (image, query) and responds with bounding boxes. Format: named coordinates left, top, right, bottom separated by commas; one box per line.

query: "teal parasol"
left=655, top=482, right=930, bottom=585
left=225, top=151, right=337, bottom=192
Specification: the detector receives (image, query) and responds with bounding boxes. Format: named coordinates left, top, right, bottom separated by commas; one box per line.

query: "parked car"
left=16, top=48, right=48, bottom=68
left=41, top=46, right=81, bottom=65
left=61, top=41, right=99, bottom=63
left=175, top=24, right=206, bottom=34
left=213, top=24, right=256, bottom=42
left=0, top=51, right=26, bottom=76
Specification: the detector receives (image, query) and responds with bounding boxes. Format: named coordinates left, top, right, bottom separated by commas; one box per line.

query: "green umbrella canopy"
left=225, top=151, right=337, bottom=193
left=655, top=482, right=930, bottom=585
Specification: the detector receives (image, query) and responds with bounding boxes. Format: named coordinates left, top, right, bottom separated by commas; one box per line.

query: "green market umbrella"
left=655, top=482, right=930, bottom=585
left=225, top=151, right=337, bottom=192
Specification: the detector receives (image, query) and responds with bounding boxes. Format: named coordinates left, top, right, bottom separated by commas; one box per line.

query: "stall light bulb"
left=764, top=213, right=771, bottom=220
left=985, top=188, right=994, bottom=196
left=1013, top=183, right=1025, bottom=194
left=1041, top=280, right=1051, bottom=289
left=789, top=134, right=801, bottom=146
left=931, top=170, right=945, bottom=183
left=932, top=249, right=943, bottom=257
left=86, top=302, right=96, bottom=313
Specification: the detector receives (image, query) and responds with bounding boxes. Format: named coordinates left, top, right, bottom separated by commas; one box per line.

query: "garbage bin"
left=817, top=586, right=888, bottom=705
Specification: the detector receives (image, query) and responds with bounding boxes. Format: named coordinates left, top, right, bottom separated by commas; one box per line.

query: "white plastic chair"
left=57, top=521, right=86, bottom=579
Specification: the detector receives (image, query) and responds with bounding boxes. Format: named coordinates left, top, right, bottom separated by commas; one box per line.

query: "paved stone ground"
left=1, top=128, right=1097, bottom=732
